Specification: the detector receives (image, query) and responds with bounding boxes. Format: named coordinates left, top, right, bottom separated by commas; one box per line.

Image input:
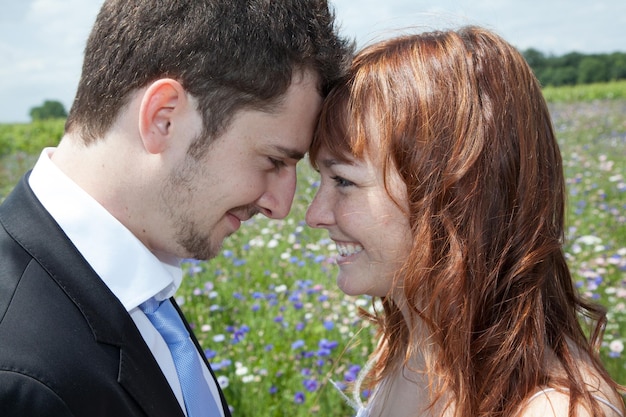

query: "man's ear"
left=138, top=78, right=187, bottom=154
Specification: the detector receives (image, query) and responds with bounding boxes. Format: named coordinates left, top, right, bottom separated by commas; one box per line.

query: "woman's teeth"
left=336, top=243, right=363, bottom=257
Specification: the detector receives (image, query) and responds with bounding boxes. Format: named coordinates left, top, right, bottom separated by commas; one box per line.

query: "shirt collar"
left=28, top=148, right=182, bottom=311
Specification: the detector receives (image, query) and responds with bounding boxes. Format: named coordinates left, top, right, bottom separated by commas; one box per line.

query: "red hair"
left=311, top=26, right=621, bottom=416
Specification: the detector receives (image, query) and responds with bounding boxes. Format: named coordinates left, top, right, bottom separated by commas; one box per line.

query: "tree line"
left=522, top=49, right=626, bottom=87
left=25, top=49, right=626, bottom=121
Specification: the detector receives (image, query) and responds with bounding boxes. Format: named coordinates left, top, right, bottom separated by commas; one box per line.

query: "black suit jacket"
left=0, top=175, right=231, bottom=417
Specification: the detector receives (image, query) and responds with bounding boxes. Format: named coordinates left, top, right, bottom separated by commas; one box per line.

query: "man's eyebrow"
left=273, top=145, right=306, bottom=161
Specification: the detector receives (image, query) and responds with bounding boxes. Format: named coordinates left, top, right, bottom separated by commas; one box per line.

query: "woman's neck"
left=368, top=361, right=447, bottom=417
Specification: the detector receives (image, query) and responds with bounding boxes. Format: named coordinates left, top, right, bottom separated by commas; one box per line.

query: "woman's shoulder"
left=519, top=387, right=624, bottom=417
left=518, top=341, right=625, bottom=417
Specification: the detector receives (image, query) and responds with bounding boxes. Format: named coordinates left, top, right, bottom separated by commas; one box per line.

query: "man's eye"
left=331, top=175, right=354, bottom=187
left=269, top=157, right=286, bottom=170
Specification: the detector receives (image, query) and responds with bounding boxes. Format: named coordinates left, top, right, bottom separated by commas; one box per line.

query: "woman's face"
left=306, top=146, right=413, bottom=298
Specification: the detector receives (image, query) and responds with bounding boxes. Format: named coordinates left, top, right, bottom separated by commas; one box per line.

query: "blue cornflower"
left=303, top=379, right=318, bottom=392
left=212, top=359, right=232, bottom=371
left=294, top=391, right=305, bottom=404
left=291, top=339, right=305, bottom=350
left=297, top=280, right=312, bottom=289
left=319, top=339, right=339, bottom=350
left=317, top=348, right=331, bottom=357
left=345, top=365, right=361, bottom=382
left=233, top=258, right=247, bottom=267
left=314, top=254, right=326, bottom=263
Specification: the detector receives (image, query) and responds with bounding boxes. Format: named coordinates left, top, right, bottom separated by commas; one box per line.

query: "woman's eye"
left=331, top=175, right=354, bottom=187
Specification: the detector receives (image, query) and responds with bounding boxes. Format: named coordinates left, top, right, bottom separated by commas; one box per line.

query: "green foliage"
left=610, top=53, right=626, bottom=80
left=523, top=49, right=626, bottom=87
left=0, top=119, right=65, bottom=199
left=0, top=119, right=65, bottom=157
left=29, top=100, right=68, bottom=121
left=578, top=57, right=610, bottom=84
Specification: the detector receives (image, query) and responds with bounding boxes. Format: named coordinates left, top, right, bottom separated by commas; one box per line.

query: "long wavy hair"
left=310, top=26, right=621, bottom=416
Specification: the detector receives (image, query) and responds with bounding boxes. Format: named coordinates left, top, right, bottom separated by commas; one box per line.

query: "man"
left=0, top=1, right=351, bottom=416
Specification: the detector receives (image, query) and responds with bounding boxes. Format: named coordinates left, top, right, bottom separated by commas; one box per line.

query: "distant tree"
left=541, top=66, right=578, bottom=86
left=558, top=66, right=579, bottom=86
left=29, top=100, right=67, bottom=121
left=578, top=57, right=610, bottom=84
left=522, top=49, right=626, bottom=87
left=609, top=52, right=626, bottom=80
left=523, top=48, right=547, bottom=71
left=557, top=52, right=585, bottom=69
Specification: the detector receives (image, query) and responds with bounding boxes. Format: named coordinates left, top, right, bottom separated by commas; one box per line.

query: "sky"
left=0, top=0, right=625, bottom=123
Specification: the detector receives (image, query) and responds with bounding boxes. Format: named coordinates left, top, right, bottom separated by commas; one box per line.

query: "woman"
left=306, top=26, right=624, bottom=416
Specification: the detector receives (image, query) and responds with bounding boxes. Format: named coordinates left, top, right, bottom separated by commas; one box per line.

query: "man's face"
left=160, top=71, right=322, bottom=260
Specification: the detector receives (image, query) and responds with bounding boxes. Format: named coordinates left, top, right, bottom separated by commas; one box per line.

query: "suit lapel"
left=0, top=175, right=185, bottom=417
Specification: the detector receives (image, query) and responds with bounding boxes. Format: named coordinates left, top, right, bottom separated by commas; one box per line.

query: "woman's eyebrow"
left=321, top=157, right=355, bottom=168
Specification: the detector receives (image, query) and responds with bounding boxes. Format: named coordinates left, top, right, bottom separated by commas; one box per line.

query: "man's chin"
left=180, top=238, right=221, bottom=261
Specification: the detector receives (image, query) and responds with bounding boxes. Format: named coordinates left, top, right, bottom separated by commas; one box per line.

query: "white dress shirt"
left=29, top=148, right=224, bottom=417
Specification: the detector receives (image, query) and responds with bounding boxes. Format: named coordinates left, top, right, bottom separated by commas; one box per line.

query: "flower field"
left=174, top=98, right=626, bottom=416
left=1, top=91, right=624, bottom=416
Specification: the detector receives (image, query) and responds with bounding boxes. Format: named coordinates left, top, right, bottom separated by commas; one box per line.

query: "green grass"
left=1, top=88, right=625, bottom=415
left=543, top=80, right=626, bottom=103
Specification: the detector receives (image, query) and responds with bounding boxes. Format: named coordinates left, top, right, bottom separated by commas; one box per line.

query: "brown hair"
left=66, top=0, right=352, bottom=147
left=312, top=26, right=621, bottom=416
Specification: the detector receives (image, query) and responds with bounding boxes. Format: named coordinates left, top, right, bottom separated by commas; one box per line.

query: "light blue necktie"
left=141, top=297, right=220, bottom=417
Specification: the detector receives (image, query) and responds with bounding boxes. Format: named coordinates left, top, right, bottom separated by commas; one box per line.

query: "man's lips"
left=226, top=212, right=242, bottom=231
left=226, top=207, right=259, bottom=232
